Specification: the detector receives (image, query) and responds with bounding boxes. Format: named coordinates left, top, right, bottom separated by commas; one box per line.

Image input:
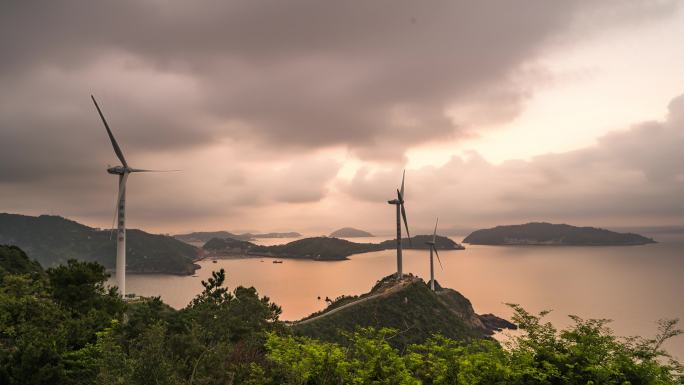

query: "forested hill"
left=329, top=227, right=374, bottom=237
left=206, top=234, right=465, bottom=260
left=0, top=247, right=680, bottom=384
left=175, top=230, right=244, bottom=242
left=175, top=230, right=301, bottom=243
left=464, top=222, right=656, bottom=246
left=0, top=213, right=199, bottom=274
left=293, top=274, right=515, bottom=349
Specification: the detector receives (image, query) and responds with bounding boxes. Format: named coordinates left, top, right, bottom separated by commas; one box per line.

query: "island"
left=203, top=234, right=464, bottom=261
left=292, top=274, right=516, bottom=349
left=0, top=213, right=200, bottom=275
left=329, top=227, right=374, bottom=238
left=463, top=222, right=656, bottom=246
left=175, top=230, right=301, bottom=243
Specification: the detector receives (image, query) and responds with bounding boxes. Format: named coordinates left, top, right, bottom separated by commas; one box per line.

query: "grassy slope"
left=292, top=276, right=488, bottom=349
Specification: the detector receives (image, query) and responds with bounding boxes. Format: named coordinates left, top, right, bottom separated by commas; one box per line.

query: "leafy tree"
left=266, top=332, right=348, bottom=384
left=1, top=249, right=681, bottom=385
left=178, top=269, right=282, bottom=384
left=130, top=321, right=180, bottom=385
left=0, top=244, right=43, bottom=281
left=0, top=274, right=67, bottom=384
left=505, top=304, right=683, bottom=384
left=264, top=308, right=682, bottom=385
left=47, top=259, right=125, bottom=350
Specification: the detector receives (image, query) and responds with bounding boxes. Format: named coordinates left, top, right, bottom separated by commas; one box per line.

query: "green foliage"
left=0, top=246, right=680, bottom=385
left=0, top=244, right=43, bottom=281
left=294, top=278, right=483, bottom=350
left=267, top=307, right=682, bottom=385
left=47, top=259, right=119, bottom=313
left=130, top=322, right=181, bottom=385
left=266, top=328, right=419, bottom=385
left=0, top=275, right=68, bottom=384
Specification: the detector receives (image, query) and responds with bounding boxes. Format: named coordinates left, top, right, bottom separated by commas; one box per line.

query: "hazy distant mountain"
left=329, top=227, right=374, bottom=238
left=203, top=237, right=253, bottom=252
left=175, top=230, right=301, bottom=243
left=175, top=231, right=249, bottom=243
left=377, top=235, right=465, bottom=250
left=0, top=213, right=199, bottom=275
left=251, top=237, right=381, bottom=260
left=250, top=231, right=301, bottom=238
left=463, top=222, right=656, bottom=246
left=293, top=274, right=515, bottom=349
left=206, top=235, right=464, bottom=260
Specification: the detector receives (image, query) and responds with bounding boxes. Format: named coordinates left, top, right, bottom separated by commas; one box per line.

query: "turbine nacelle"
left=107, top=166, right=127, bottom=175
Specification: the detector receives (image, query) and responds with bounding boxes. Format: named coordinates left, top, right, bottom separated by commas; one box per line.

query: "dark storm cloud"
left=2, top=1, right=679, bottom=158
left=0, top=1, right=681, bottom=230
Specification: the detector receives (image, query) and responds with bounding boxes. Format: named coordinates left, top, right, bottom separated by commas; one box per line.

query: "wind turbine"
left=425, top=217, right=443, bottom=291
left=91, top=95, right=173, bottom=298
left=387, top=170, right=411, bottom=279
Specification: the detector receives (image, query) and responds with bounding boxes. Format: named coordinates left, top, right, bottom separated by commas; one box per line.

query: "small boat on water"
left=272, top=260, right=283, bottom=264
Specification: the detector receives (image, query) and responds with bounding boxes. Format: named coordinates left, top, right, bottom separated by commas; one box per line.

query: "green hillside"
left=292, top=275, right=514, bottom=349
left=0, top=213, right=199, bottom=274
left=175, top=231, right=302, bottom=243
left=203, top=237, right=253, bottom=252
left=377, top=234, right=465, bottom=250
left=464, top=222, right=656, bottom=246
left=250, top=237, right=384, bottom=260
left=207, top=235, right=464, bottom=261
left=0, top=256, right=680, bottom=385
left=174, top=230, right=249, bottom=243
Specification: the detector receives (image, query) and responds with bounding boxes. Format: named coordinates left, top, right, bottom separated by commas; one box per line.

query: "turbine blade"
left=400, top=201, right=411, bottom=246
left=432, top=217, right=439, bottom=244
left=91, top=95, right=128, bottom=168
left=400, top=169, right=405, bottom=198
left=129, top=168, right=181, bottom=173
left=434, top=246, right=443, bottom=270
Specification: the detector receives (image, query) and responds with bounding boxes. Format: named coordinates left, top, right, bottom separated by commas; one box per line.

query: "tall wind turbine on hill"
left=387, top=170, right=411, bottom=279
left=425, top=218, right=443, bottom=291
left=91, top=95, right=173, bottom=298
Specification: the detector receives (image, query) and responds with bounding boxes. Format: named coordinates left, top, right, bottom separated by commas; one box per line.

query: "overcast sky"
left=1, top=1, right=683, bottom=235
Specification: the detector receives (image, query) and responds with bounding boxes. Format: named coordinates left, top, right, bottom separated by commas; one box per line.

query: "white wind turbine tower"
left=425, top=217, right=443, bottom=291
left=91, top=95, right=174, bottom=298
left=387, top=170, right=411, bottom=279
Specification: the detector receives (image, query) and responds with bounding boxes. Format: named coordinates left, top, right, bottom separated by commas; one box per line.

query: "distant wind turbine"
left=387, top=170, right=411, bottom=279
left=91, top=95, right=176, bottom=298
left=425, top=217, right=443, bottom=291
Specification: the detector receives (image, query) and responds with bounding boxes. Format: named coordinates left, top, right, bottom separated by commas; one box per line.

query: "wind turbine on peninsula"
left=91, top=95, right=174, bottom=298
left=425, top=217, right=443, bottom=291
left=387, top=170, right=411, bottom=279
